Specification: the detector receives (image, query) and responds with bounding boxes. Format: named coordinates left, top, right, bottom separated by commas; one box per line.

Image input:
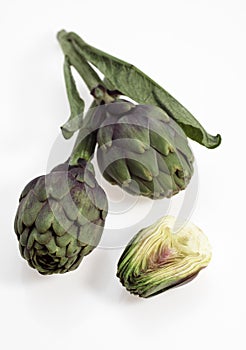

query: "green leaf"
left=68, top=32, right=221, bottom=148
left=61, top=57, right=85, bottom=139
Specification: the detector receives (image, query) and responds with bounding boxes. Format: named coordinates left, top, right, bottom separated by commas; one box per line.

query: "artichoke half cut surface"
left=117, top=216, right=212, bottom=298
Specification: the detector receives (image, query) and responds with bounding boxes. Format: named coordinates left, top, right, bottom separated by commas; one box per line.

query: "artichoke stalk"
left=117, top=216, right=212, bottom=298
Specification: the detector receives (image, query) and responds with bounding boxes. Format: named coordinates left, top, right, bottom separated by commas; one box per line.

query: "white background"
left=1, top=0, right=245, bottom=349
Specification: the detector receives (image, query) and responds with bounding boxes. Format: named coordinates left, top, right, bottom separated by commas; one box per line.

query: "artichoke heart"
left=117, top=216, right=212, bottom=298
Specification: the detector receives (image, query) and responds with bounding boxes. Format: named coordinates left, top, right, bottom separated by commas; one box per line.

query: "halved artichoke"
left=117, top=216, right=212, bottom=298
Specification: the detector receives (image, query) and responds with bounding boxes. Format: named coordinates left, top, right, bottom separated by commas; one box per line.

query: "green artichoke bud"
left=14, top=161, right=108, bottom=275
left=96, top=101, right=194, bottom=199
left=117, top=216, right=212, bottom=298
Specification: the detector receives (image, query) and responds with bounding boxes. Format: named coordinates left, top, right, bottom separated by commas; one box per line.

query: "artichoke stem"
left=91, top=85, right=116, bottom=104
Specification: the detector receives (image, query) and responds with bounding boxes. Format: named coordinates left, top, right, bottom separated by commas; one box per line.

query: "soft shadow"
left=80, top=248, right=123, bottom=302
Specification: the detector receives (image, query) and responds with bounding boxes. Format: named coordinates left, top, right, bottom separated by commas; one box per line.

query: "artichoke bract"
left=96, top=101, right=194, bottom=199
left=117, top=216, right=212, bottom=298
left=14, top=161, right=108, bottom=275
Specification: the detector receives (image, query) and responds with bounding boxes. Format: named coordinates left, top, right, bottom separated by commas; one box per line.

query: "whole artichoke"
left=96, top=101, right=194, bottom=199
left=14, top=161, right=108, bottom=275
left=117, top=216, right=212, bottom=298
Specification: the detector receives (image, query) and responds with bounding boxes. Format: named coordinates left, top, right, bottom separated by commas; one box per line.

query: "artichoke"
left=14, top=161, right=108, bottom=275
left=96, top=101, right=194, bottom=199
left=117, top=216, right=212, bottom=298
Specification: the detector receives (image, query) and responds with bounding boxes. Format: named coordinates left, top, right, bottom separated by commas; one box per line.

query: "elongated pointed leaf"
left=61, top=57, right=85, bottom=139
left=68, top=32, right=221, bottom=148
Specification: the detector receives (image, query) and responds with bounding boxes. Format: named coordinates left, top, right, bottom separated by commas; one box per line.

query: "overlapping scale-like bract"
left=117, top=216, right=212, bottom=298
left=96, top=100, right=194, bottom=199
left=14, top=162, right=108, bottom=275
